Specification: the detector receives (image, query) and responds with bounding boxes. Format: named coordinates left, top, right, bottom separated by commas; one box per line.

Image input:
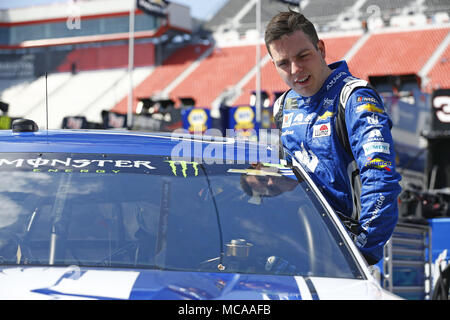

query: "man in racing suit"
left=265, top=10, right=402, bottom=265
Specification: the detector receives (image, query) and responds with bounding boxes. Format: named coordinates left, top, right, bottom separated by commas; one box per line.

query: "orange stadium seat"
left=111, top=44, right=211, bottom=114
left=168, top=44, right=266, bottom=108
left=57, top=42, right=155, bottom=72
left=348, top=28, right=449, bottom=80
left=425, top=45, right=450, bottom=92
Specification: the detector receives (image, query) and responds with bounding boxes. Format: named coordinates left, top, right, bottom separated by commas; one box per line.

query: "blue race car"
left=0, top=119, right=400, bottom=300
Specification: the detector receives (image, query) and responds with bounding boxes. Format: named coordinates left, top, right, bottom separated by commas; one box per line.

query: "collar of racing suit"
left=293, top=60, right=351, bottom=108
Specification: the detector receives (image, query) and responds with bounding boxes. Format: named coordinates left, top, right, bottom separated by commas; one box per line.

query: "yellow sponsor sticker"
left=365, top=157, right=392, bottom=171
left=318, top=111, right=334, bottom=121
left=356, top=103, right=384, bottom=114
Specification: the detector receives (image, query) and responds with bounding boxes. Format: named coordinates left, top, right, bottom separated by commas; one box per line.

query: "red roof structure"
left=348, top=28, right=449, bottom=80
left=168, top=44, right=265, bottom=108
left=425, top=45, right=450, bottom=91
left=111, top=44, right=211, bottom=113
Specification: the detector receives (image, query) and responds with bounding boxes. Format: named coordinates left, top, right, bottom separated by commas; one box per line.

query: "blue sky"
left=0, top=0, right=227, bottom=20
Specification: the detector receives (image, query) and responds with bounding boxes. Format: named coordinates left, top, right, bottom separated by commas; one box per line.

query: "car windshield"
left=0, top=152, right=362, bottom=279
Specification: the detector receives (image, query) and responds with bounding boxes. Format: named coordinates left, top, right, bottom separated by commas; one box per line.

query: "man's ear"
left=317, top=40, right=326, bottom=59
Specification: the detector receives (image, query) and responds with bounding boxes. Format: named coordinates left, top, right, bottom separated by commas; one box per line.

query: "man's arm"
left=345, top=87, right=402, bottom=264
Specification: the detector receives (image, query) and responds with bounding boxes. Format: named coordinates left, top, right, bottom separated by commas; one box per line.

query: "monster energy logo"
left=166, top=160, right=199, bottom=178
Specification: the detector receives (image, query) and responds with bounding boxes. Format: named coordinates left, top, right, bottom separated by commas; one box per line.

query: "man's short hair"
left=264, top=9, right=319, bottom=56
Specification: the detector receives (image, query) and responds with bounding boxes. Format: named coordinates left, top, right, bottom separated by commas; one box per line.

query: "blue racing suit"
left=274, top=61, right=402, bottom=264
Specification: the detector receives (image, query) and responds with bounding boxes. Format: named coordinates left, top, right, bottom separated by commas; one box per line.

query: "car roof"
left=0, top=129, right=278, bottom=163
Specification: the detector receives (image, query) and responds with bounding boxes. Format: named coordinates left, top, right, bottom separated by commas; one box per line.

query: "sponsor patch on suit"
left=313, top=123, right=331, bottom=138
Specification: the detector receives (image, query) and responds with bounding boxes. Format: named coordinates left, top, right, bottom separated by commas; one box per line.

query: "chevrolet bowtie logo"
left=318, top=111, right=334, bottom=121
left=356, top=103, right=384, bottom=114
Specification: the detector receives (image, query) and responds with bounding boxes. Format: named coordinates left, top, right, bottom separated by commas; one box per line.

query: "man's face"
left=245, top=174, right=298, bottom=197
left=269, top=30, right=331, bottom=97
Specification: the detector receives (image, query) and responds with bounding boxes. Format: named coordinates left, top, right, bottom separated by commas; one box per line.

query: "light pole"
left=127, top=0, right=136, bottom=129
left=255, top=0, right=261, bottom=126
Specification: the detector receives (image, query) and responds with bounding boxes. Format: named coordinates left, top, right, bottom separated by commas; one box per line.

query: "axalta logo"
left=290, top=112, right=314, bottom=126
left=356, top=103, right=384, bottom=114
left=166, top=160, right=199, bottom=177
left=292, top=113, right=304, bottom=124
left=313, top=123, right=330, bottom=138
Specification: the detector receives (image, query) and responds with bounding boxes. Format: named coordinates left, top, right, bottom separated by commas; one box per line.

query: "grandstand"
left=348, top=26, right=449, bottom=82
left=426, top=45, right=450, bottom=90
left=168, top=44, right=268, bottom=108
left=56, top=42, right=156, bottom=72
left=111, top=43, right=212, bottom=115
left=0, top=0, right=448, bottom=131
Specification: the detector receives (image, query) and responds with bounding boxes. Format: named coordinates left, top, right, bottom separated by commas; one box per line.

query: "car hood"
left=0, top=266, right=400, bottom=300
